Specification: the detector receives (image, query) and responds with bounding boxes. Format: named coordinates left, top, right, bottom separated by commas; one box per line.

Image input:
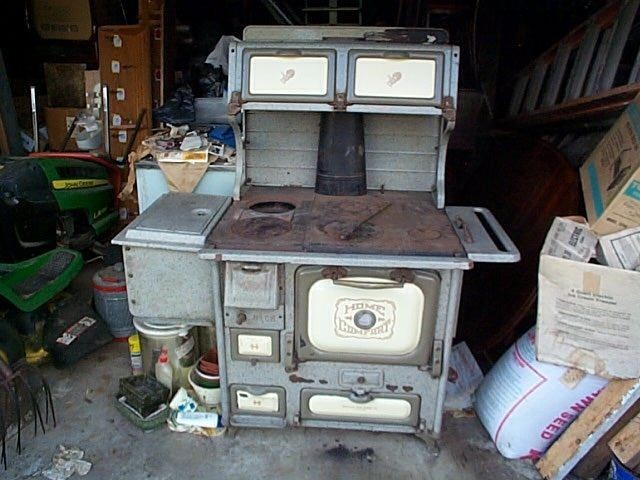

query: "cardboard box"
left=31, top=0, right=92, bottom=41
left=44, top=107, right=79, bottom=151
left=580, top=94, right=640, bottom=235
left=536, top=254, right=640, bottom=379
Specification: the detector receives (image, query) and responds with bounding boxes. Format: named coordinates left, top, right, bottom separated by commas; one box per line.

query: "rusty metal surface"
left=208, top=187, right=465, bottom=257
left=306, top=190, right=465, bottom=256
left=209, top=187, right=314, bottom=252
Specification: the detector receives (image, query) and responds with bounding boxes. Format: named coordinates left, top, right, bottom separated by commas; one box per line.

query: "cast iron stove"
left=196, top=26, right=520, bottom=439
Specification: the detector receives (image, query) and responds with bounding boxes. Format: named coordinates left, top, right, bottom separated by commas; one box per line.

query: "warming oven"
left=197, top=26, right=520, bottom=438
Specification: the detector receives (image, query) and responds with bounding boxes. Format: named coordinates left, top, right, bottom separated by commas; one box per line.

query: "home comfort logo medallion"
left=333, top=298, right=396, bottom=339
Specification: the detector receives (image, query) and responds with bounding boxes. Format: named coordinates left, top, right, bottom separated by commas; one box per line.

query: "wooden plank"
left=523, top=62, right=549, bottom=112
left=573, top=397, right=640, bottom=478
left=504, top=82, right=640, bottom=131
left=629, top=45, right=640, bottom=84
left=509, top=75, right=529, bottom=116
left=599, top=0, right=640, bottom=91
left=537, top=379, right=640, bottom=480
left=609, top=412, right=640, bottom=470
left=563, top=24, right=600, bottom=101
left=584, top=25, right=615, bottom=95
left=541, top=45, right=571, bottom=107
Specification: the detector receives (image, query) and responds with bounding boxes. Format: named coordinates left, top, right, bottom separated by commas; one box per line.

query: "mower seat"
left=0, top=248, right=83, bottom=312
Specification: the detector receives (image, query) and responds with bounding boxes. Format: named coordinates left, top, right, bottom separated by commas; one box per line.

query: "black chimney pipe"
left=315, top=112, right=367, bottom=196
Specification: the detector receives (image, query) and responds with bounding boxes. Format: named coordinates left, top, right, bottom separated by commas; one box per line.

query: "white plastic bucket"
left=132, top=317, right=198, bottom=391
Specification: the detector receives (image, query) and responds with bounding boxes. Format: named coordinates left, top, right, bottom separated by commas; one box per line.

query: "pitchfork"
left=0, top=357, right=55, bottom=469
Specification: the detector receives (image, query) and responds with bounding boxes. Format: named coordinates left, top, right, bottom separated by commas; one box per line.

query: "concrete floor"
left=4, top=263, right=541, bottom=480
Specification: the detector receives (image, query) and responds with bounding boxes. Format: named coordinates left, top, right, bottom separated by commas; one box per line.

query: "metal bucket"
left=132, top=318, right=198, bottom=391
left=92, top=263, right=135, bottom=339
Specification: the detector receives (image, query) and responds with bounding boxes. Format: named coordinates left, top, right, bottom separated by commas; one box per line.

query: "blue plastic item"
left=208, top=125, right=236, bottom=149
left=610, top=458, right=640, bottom=480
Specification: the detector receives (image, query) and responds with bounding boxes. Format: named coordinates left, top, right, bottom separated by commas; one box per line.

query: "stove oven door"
left=295, top=266, right=440, bottom=366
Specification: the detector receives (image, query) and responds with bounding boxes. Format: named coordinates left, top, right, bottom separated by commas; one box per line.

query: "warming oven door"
left=294, top=266, right=440, bottom=366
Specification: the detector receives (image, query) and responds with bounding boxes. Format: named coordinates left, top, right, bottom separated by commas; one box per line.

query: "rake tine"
left=0, top=401, right=6, bottom=470
left=16, top=375, right=45, bottom=437
left=8, top=384, right=21, bottom=455
left=42, top=379, right=56, bottom=428
left=24, top=365, right=55, bottom=428
left=18, top=363, right=55, bottom=429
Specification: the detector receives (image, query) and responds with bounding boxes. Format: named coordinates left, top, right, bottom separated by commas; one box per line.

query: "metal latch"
left=331, top=93, right=349, bottom=111
left=430, top=340, right=443, bottom=378
left=442, top=95, right=456, bottom=133
left=283, top=332, right=297, bottom=372
left=228, top=91, right=243, bottom=115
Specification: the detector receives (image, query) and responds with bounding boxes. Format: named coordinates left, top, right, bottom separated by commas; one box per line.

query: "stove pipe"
left=315, top=112, right=367, bottom=196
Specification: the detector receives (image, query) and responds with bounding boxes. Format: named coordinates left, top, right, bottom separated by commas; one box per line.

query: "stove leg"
left=415, top=432, right=441, bottom=457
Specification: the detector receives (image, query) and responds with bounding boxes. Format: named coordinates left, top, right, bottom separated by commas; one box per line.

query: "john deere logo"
left=52, top=179, right=109, bottom=190
left=333, top=298, right=396, bottom=340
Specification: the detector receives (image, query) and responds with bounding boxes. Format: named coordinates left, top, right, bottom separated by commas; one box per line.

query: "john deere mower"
left=0, top=153, right=119, bottom=263
left=0, top=153, right=119, bottom=314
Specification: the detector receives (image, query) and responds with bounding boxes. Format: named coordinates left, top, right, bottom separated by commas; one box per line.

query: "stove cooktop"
left=207, top=186, right=465, bottom=257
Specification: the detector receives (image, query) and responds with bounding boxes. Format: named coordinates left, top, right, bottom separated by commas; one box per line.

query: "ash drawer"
left=230, top=329, right=280, bottom=363
left=224, top=306, right=284, bottom=330
left=300, top=389, right=420, bottom=426
left=230, top=385, right=286, bottom=417
left=224, top=262, right=280, bottom=310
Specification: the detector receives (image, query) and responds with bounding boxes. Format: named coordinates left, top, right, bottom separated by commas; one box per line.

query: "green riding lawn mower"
left=0, top=153, right=120, bottom=465
left=0, top=151, right=120, bottom=339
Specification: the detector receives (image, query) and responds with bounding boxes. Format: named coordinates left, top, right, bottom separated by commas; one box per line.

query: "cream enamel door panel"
left=249, top=56, right=329, bottom=96
left=308, top=395, right=412, bottom=420
left=307, top=277, right=425, bottom=355
left=354, top=58, right=436, bottom=99
left=237, top=334, right=273, bottom=356
left=236, top=391, right=279, bottom=413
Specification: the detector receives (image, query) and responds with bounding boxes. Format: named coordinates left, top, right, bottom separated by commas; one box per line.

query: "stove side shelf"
left=445, top=206, right=520, bottom=263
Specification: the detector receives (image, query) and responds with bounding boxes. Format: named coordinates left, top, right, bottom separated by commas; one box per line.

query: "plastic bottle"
left=155, top=346, right=173, bottom=396
left=128, top=334, right=143, bottom=375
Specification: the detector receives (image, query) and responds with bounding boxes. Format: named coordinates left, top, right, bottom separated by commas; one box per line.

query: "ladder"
left=506, top=0, right=640, bottom=130
left=303, top=0, right=363, bottom=26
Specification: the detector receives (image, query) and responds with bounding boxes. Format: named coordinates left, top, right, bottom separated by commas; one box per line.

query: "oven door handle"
left=349, top=391, right=373, bottom=403
left=332, top=279, right=404, bottom=290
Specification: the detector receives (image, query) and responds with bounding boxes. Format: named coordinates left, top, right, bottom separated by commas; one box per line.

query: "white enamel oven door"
left=295, top=267, right=440, bottom=366
left=346, top=50, right=444, bottom=106
left=241, top=48, right=336, bottom=103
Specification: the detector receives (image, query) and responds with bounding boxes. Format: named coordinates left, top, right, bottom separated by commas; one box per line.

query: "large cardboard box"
left=31, top=0, right=92, bottom=41
left=580, top=94, right=640, bottom=235
left=536, top=254, right=640, bottom=379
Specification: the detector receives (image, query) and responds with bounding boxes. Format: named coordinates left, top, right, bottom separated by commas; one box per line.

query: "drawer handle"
left=349, top=391, right=373, bottom=404
left=240, top=264, right=262, bottom=273
left=332, top=279, right=403, bottom=290
left=382, top=51, right=410, bottom=59
left=275, top=49, right=303, bottom=56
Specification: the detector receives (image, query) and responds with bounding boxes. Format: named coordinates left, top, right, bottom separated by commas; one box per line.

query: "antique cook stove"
left=196, top=26, right=521, bottom=438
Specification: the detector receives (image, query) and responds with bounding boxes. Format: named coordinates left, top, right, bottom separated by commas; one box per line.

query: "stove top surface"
left=207, top=186, right=465, bottom=257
